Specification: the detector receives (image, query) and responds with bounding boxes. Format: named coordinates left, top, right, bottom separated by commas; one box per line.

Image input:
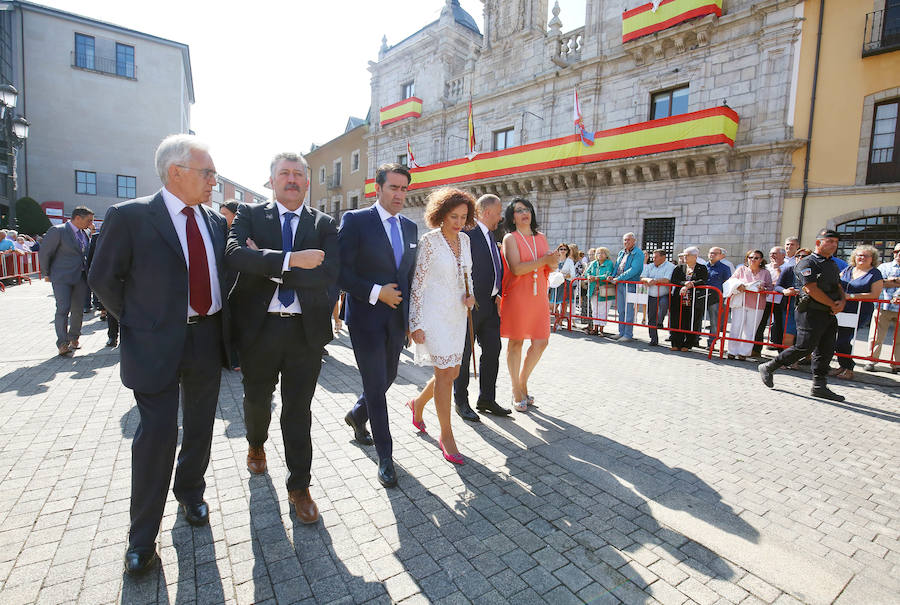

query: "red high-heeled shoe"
left=406, top=399, right=426, bottom=433
left=438, top=439, right=464, bottom=465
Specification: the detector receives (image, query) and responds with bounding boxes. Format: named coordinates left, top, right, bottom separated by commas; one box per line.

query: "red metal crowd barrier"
left=548, top=278, right=899, bottom=371
left=559, top=278, right=726, bottom=359
left=718, top=289, right=898, bottom=369
left=0, top=250, right=40, bottom=289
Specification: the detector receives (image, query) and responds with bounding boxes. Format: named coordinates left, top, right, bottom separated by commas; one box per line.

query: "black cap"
left=817, top=228, right=840, bottom=239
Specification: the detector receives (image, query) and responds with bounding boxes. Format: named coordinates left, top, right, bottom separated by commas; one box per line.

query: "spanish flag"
left=407, top=141, right=420, bottom=168
left=466, top=99, right=477, bottom=160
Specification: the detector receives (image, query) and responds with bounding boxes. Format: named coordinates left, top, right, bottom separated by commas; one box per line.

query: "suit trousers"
left=129, top=316, right=222, bottom=549
left=240, top=315, right=319, bottom=491
left=772, top=308, right=837, bottom=384
left=454, top=297, right=502, bottom=406
left=51, top=275, right=87, bottom=347
left=349, top=318, right=406, bottom=462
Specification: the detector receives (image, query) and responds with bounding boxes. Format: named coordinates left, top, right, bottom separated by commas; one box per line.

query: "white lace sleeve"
left=461, top=232, right=473, bottom=295
left=409, top=233, right=432, bottom=333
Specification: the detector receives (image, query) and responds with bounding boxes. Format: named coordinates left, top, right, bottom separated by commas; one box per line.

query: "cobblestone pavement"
left=1, top=280, right=898, bottom=605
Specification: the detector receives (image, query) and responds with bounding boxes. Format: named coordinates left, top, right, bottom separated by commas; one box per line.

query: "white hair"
left=155, top=134, right=210, bottom=185
left=683, top=246, right=700, bottom=257
left=623, top=232, right=636, bottom=240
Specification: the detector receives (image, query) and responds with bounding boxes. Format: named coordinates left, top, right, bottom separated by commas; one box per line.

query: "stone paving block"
left=553, top=561, right=593, bottom=593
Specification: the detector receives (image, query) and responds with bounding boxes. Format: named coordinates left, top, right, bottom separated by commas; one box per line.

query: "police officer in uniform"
left=758, top=229, right=846, bottom=401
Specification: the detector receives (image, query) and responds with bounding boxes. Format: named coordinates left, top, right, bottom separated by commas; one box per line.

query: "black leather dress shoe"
left=476, top=399, right=512, bottom=416
left=181, top=501, right=209, bottom=526
left=378, top=458, right=397, bottom=488
left=345, top=412, right=373, bottom=445
left=124, top=546, right=158, bottom=576
left=455, top=402, right=481, bottom=422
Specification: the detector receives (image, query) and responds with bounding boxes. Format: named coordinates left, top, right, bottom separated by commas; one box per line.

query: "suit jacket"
left=338, top=204, right=417, bottom=331
left=464, top=225, right=503, bottom=307
left=225, top=201, right=338, bottom=351
left=88, top=192, right=231, bottom=393
left=39, top=223, right=88, bottom=284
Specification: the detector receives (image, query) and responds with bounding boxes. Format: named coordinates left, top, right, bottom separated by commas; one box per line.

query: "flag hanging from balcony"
left=573, top=88, right=595, bottom=146
left=407, top=141, right=420, bottom=168
left=466, top=99, right=477, bottom=160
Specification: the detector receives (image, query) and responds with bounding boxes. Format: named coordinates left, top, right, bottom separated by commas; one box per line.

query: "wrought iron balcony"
left=71, top=52, right=137, bottom=79
left=863, top=9, right=900, bottom=57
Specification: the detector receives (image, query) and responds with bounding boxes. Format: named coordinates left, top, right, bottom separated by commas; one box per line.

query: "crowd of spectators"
left=552, top=234, right=900, bottom=376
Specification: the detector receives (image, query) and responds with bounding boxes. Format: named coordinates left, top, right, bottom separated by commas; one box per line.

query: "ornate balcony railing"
left=863, top=9, right=900, bottom=57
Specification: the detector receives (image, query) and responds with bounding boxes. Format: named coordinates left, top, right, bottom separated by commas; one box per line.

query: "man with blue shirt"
left=705, top=247, right=733, bottom=348
left=867, top=243, right=900, bottom=373
left=640, top=249, right=675, bottom=346
left=611, top=232, right=644, bottom=342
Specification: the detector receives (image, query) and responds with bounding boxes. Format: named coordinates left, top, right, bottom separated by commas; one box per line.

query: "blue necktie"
left=488, top=234, right=502, bottom=292
left=278, top=212, right=296, bottom=308
left=388, top=216, right=403, bottom=268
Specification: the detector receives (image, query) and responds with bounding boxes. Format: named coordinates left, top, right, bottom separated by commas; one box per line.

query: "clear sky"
left=39, top=0, right=586, bottom=195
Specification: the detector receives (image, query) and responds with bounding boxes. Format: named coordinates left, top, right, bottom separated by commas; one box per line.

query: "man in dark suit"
left=339, top=163, right=416, bottom=488
left=453, top=194, right=511, bottom=419
left=89, top=134, right=230, bottom=576
left=225, top=152, right=337, bottom=523
left=39, top=205, right=94, bottom=355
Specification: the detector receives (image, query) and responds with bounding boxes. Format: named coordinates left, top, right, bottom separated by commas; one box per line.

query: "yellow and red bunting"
left=365, top=106, right=738, bottom=197
left=379, top=97, right=423, bottom=126
left=623, top=0, right=723, bottom=43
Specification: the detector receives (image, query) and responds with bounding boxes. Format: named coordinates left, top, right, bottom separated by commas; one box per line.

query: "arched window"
left=835, top=213, right=900, bottom=265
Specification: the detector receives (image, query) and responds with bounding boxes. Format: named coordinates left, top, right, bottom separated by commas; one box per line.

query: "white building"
left=366, top=0, right=805, bottom=259
left=0, top=1, right=193, bottom=219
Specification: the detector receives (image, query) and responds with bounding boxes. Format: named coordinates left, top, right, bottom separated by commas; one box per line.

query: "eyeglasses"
left=513, top=207, right=530, bottom=214
left=796, top=254, right=809, bottom=259
left=747, top=255, right=762, bottom=260
left=558, top=247, right=569, bottom=252
left=176, top=165, right=218, bottom=180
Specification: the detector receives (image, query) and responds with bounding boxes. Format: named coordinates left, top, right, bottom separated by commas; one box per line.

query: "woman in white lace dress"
left=408, top=188, right=476, bottom=465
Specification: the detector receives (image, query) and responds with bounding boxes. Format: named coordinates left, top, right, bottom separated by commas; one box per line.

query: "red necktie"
left=181, top=207, right=212, bottom=316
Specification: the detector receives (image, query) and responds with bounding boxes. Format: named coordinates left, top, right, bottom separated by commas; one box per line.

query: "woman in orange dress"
left=500, top=198, right=564, bottom=412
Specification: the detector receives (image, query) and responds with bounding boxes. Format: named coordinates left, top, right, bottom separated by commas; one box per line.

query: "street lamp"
left=0, top=83, right=29, bottom=230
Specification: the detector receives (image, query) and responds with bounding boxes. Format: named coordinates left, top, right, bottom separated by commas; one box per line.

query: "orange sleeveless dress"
left=499, top=231, right=551, bottom=340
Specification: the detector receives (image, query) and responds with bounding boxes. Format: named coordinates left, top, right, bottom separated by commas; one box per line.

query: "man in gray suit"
left=39, top=206, right=95, bottom=355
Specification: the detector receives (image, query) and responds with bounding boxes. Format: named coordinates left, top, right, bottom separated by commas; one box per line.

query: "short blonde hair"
left=595, top=247, right=611, bottom=261
left=850, top=244, right=879, bottom=266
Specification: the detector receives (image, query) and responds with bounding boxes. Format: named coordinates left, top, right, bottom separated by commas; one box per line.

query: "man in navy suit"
left=89, top=135, right=230, bottom=575
left=226, top=152, right=338, bottom=523
left=338, top=163, right=416, bottom=488
left=453, top=194, right=512, bottom=419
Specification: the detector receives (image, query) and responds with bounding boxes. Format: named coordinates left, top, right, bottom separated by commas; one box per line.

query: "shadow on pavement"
left=0, top=351, right=119, bottom=396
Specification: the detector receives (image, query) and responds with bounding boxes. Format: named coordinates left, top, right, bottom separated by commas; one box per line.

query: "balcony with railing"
left=71, top=52, right=137, bottom=79
left=863, top=8, right=900, bottom=57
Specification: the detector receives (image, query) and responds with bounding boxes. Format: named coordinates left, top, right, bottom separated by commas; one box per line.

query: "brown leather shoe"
left=57, top=343, right=72, bottom=356
left=288, top=488, right=319, bottom=524
left=68, top=339, right=80, bottom=350
left=246, top=446, right=266, bottom=474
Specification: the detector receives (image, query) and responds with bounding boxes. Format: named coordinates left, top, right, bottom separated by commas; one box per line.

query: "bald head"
left=475, top=194, right=503, bottom=230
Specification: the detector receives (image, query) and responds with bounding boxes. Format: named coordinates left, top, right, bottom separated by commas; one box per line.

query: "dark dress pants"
left=647, top=295, right=669, bottom=345
left=671, top=295, right=703, bottom=348
left=772, top=308, right=837, bottom=384
left=454, top=297, right=502, bottom=406
left=349, top=316, right=405, bottom=462
left=129, top=317, right=222, bottom=549
left=240, top=315, right=319, bottom=492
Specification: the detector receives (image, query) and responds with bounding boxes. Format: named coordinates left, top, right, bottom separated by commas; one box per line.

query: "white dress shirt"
left=477, top=220, right=500, bottom=297
left=161, top=187, right=222, bottom=318
left=267, top=201, right=304, bottom=314
left=368, top=201, right=407, bottom=305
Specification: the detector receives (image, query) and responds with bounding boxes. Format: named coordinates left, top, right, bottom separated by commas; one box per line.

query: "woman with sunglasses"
left=726, top=250, right=773, bottom=360
left=499, top=198, right=563, bottom=411
left=549, top=243, right=575, bottom=331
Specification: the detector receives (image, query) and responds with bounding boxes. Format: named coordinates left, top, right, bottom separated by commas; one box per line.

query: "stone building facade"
left=307, top=117, right=368, bottom=222
left=365, top=0, right=806, bottom=260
